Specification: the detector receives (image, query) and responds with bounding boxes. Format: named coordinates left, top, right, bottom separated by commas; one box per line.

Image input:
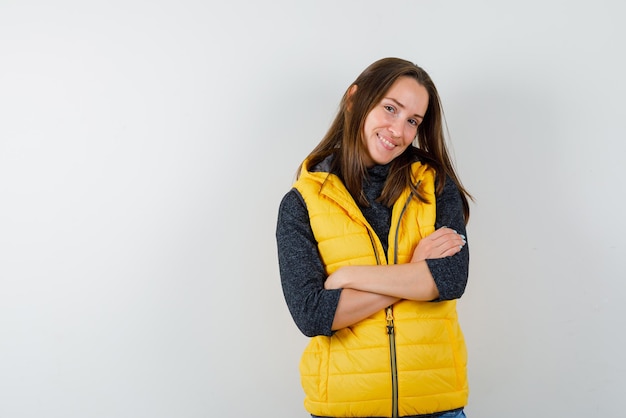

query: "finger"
left=437, top=235, right=466, bottom=256
left=431, top=232, right=464, bottom=249
left=441, top=243, right=463, bottom=257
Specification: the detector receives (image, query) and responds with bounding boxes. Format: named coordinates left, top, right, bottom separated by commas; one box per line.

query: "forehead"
left=383, top=76, right=429, bottom=114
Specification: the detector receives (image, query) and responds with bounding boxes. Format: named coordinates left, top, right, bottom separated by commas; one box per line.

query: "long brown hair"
left=299, top=57, right=472, bottom=223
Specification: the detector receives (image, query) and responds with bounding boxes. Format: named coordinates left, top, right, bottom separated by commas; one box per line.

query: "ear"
left=346, top=84, right=357, bottom=111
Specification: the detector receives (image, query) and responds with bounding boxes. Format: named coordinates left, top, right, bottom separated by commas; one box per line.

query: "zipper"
left=393, top=184, right=418, bottom=264
left=367, top=225, right=397, bottom=416
left=386, top=306, right=399, bottom=418
left=366, top=229, right=381, bottom=265
left=386, top=187, right=418, bottom=418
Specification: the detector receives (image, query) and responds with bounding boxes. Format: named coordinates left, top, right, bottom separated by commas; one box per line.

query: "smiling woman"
left=276, top=57, right=473, bottom=418
left=360, top=76, right=429, bottom=167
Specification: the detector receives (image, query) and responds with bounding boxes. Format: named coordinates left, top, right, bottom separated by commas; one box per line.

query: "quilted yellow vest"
left=293, top=160, right=468, bottom=417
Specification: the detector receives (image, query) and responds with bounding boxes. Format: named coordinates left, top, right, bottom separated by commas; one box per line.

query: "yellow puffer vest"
left=293, top=160, right=468, bottom=417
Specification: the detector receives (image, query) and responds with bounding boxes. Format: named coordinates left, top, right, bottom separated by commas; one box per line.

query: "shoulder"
left=276, top=188, right=316, bottom=245
left=437, top=174, right=462, bottom=201
left=279, top=188, right=306, bottom=216
left=434, top=174, right=464, bottom=227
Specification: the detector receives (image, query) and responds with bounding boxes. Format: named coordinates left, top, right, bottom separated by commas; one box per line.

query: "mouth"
left=377, top=133, right=396, bottom=150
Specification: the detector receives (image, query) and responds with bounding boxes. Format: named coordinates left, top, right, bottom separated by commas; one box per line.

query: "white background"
left=1, top=1, right=625, bottom=417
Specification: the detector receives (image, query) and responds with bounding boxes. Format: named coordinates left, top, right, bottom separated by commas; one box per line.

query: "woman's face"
left=361, top=76, right=429, bottom=167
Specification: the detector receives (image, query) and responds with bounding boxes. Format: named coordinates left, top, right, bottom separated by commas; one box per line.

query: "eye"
left=408, top=118, right=418, bottom=127
left=384, top=105, right=396, bottom=114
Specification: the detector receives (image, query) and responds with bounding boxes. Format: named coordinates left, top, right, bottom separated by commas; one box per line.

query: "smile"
left=377, top=134, right=396, bottom=150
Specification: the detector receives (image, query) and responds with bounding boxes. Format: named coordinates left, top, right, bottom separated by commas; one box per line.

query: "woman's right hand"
left=411, top=227, right=466, bottom=262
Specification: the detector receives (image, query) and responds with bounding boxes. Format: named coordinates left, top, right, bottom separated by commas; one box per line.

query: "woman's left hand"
left=411, top=227, right=466, bottom=262
left=324, top=269, right=346, bottom=290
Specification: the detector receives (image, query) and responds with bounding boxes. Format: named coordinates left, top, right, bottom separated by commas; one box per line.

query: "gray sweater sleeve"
left=426, top=176, right=470, bottom=301
left=276, top=190, right=341, bottom=337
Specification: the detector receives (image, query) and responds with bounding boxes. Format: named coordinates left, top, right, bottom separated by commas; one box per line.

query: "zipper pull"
left=386, top=307, right=394, bottom=335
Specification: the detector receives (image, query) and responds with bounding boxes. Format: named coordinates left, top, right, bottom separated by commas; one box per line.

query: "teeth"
left=378, top=134, right=395, bottom=148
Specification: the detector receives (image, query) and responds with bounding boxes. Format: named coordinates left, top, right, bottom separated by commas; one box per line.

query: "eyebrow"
left=385, top=97, right=424, bottom=120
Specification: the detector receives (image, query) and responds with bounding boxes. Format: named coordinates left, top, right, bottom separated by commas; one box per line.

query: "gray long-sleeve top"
left=276, top=163, right=469, bottom=338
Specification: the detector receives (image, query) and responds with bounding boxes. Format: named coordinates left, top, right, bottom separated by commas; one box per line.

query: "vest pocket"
left=445, top=319, right=467, bottom=390
left=300, top=336, right=331, bottom=402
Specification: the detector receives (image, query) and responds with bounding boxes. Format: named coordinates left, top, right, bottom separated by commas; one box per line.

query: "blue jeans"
left=312, top=409, right=466, bottom=418
left=440, top=410, right=467, bottom=418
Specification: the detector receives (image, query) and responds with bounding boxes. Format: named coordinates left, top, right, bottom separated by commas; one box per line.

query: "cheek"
left=366, top=110, right=386, bottom=127
left=404, top=126, right=417, bottom=142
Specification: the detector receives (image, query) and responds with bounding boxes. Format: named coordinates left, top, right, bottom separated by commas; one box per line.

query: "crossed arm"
left=325, top=227, right=466, bottom=331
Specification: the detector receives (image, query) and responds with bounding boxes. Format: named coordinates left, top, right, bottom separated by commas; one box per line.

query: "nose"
left=388, top=117, right=404, bottom=138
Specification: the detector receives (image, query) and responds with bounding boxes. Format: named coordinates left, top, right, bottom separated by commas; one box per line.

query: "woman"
left=276, top=57, right=472, bottom=418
